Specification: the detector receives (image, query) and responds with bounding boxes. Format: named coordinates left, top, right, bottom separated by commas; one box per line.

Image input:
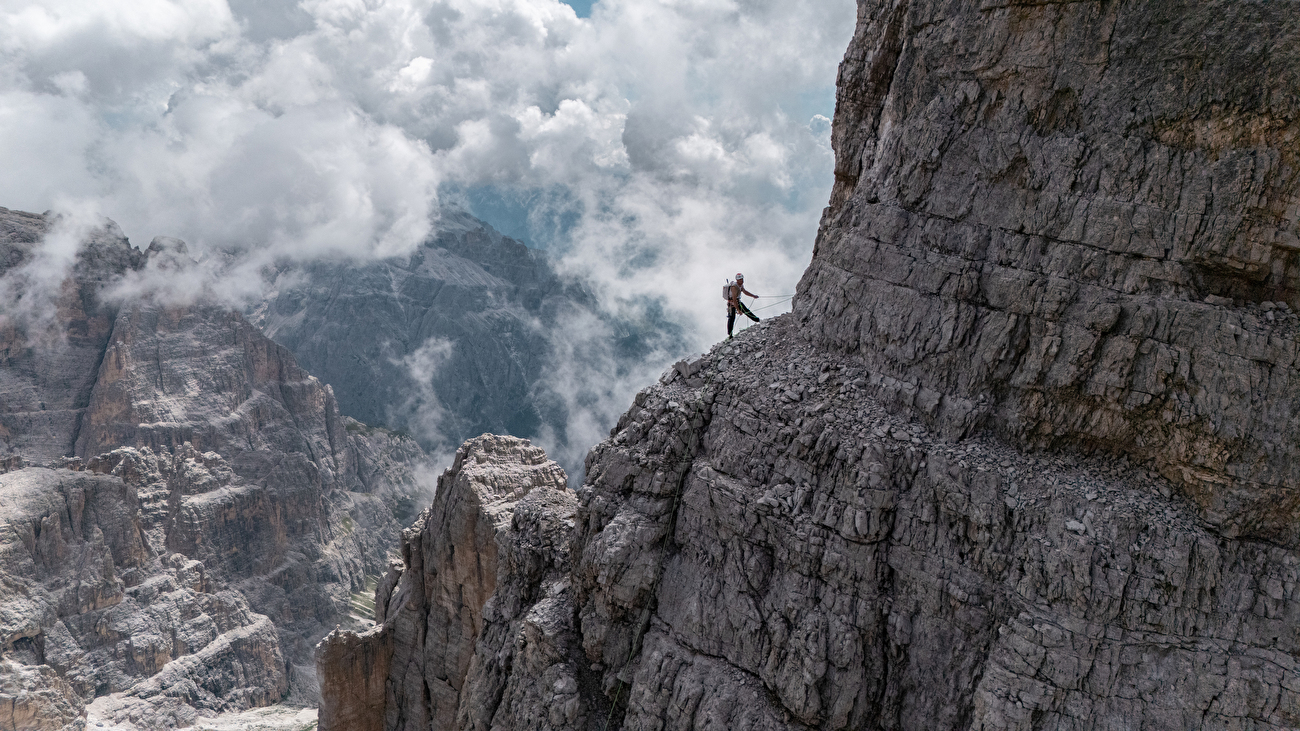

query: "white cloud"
left=0, top=0, right=855, bottom=454
left=391, top=336, right=458, bottom=452
left=391, top=56, right=434, bottom=93
left=0, top=90, right=102, bottom=206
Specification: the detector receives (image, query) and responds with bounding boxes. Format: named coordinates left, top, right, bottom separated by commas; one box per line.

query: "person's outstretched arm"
left=740, top=284, right=758, bottom=298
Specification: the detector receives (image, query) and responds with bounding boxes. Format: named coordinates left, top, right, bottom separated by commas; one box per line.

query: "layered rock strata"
left=318, top=0, right=1300, bottom=728
left=72, top=302, right=419, bottom=648
left=0, top=209, right=144, bottom=464
left=0, top=465, right=288, bottom=731
left=572, top=321, right=1299, bottom=729
left=0, top=209, right=424, bottom=729
left=799, top=0, right=1300, bottom=545
left=1, top=660, right=84, bottom=731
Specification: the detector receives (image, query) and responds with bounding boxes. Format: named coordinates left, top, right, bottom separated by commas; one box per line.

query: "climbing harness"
left=726, top=295, right=794, bottom=338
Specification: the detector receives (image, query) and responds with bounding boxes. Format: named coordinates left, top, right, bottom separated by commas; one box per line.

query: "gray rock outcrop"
left=0, top=660, right=84, bottom=731
left=0, top=208, right=144, bottom=464
left=317, top=1, right=1300, bottom=729
left=572, top=323, right=1299, bottom=729
left=0, top=465, right=288, bottom=731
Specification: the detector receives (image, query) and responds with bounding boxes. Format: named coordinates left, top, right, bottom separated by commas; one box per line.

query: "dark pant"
left=727, top=300, right=759, bottom=336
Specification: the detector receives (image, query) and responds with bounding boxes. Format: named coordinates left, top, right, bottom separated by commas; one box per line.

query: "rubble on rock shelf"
left=319, top=318, right=1299, bottom=730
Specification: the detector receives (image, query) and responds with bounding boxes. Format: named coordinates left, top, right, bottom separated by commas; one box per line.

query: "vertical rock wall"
left=0, top=209, right=144, bottom=464
left=797, top=0, right=1300, bottom=545
left=317, top=627, right=392, bottom=731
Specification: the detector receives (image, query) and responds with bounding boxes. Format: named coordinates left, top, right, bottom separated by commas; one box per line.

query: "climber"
left=725, top=272, right=760, bottom=338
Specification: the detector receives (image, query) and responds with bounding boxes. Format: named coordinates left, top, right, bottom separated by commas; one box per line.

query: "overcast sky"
left=1, top=0, right=855, bottom=345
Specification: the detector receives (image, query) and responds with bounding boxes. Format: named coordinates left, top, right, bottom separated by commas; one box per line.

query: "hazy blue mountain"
left=251, top=208, right=673, bottom=468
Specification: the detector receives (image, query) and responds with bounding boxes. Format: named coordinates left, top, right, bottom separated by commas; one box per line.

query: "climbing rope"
left=751, top=296, right=794, bottom=312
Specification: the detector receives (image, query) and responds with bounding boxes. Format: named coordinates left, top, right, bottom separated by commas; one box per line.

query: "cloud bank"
left=1, top=0, right=856, bottom=465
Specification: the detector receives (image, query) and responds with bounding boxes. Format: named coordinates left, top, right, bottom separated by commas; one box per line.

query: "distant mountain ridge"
left=251, top=207, right=670, bottom=469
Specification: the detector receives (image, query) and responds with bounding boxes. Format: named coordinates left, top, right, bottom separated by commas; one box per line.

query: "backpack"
left=723, top=281, right=737, bottom=300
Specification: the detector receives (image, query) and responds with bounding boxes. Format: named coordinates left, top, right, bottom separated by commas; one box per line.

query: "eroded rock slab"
left=571, top=321, right=1300, bottom=729
left=0, top=660, right=84, bottom=731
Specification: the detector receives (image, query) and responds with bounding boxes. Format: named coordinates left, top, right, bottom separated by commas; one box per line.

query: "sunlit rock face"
left=319, top=2, right=1300, bottom=730
left=0, top=208, right=423, bottom=729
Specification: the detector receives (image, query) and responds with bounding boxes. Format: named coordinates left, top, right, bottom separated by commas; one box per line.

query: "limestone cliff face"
left=571, top=324, right=1299, bottom=729
left=799, top=0, right=1300, bottom=545
left=0, top=210, right=425, bottom=729
left=71, top=302, right=413, bottom=640
left=318, top=2, right=1300, bottom=730
left=0, top=466, right=287, bottom=731
left=75, top=303, right=344, bottom=463
left=1, top=660, right=84, bottom=731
